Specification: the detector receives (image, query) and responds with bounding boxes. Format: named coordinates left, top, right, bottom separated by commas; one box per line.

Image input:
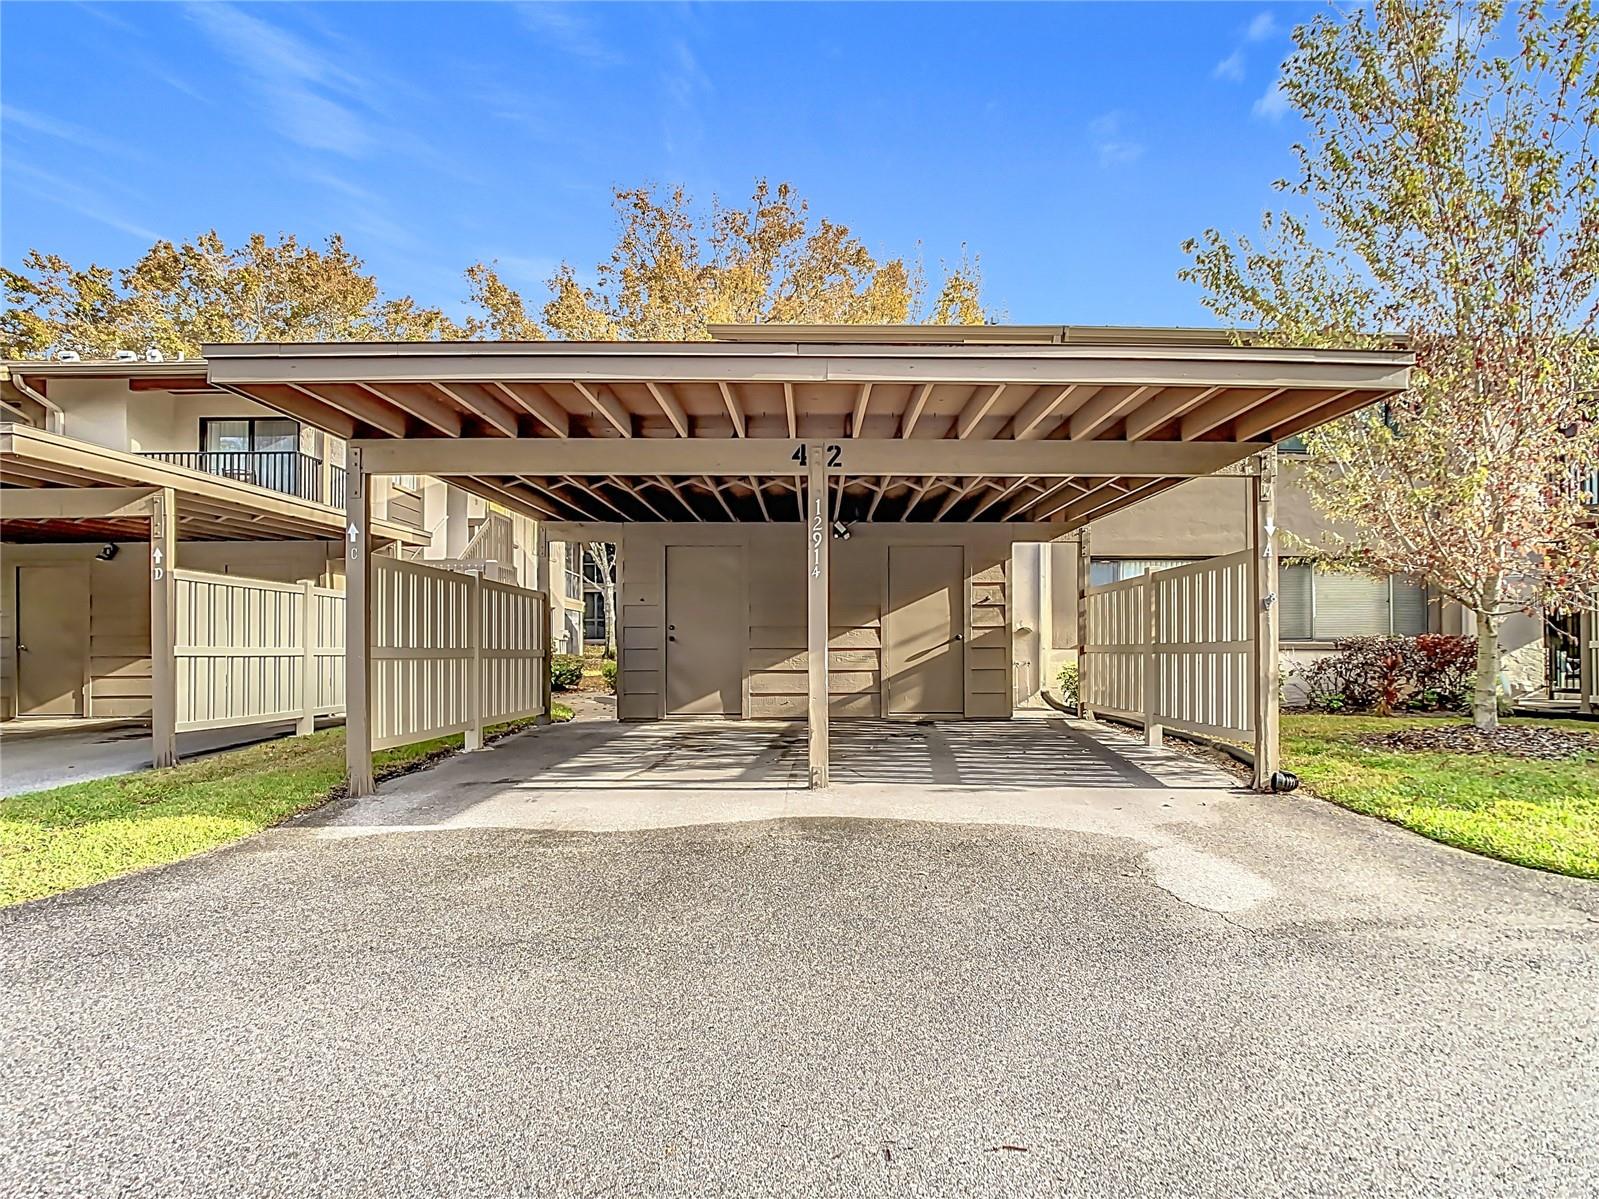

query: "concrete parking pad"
left=2, top=715, right=1596, bottom=1197
left=305, top=715, right=1240, bottom=839
left=0, top=719, right=343, bottom=797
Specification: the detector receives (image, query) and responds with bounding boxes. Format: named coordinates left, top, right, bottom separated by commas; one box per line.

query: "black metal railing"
left=138, top=450, right=330, bottom=505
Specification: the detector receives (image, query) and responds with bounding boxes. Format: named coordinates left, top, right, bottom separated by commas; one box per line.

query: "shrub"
left=550, top=654, right=583, bottom=691
left=1056, top=661, right=1080, bottom=708
left=601, top=659, right=618, bottom=691
left=1299, top=634, right=1474, bottom=715
left=1409, top=634, right=1476, bottom=711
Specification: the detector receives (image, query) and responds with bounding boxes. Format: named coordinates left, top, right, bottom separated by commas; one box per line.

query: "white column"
left=150, top=487, right=178, bottom=768
left=465, top=569, right=484, bottom=750
left=806, top=442, right=830, bottom=788
left=297, top=579, right=317, bottom=737
left=1580, top=603, right=1594, bottom=715
left=1076, top=526, right=1093, bottom=720
left=1250, top=452, right=1281, bottom=789
left=536, top=525, right=553, bottom=723
left=345, top=446, right=375, bottom=798
left=1143, top=574, right=1162, bottom=747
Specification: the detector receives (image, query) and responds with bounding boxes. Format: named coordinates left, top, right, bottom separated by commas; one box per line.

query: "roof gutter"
left=7, top=372, right=66, bottom=435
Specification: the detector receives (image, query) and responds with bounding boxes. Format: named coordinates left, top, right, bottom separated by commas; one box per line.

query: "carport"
left=201, top=325, right=1411, bottom=796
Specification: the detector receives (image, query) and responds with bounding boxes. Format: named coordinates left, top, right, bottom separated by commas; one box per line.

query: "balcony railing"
left=137, top=450, right=332, bottom=505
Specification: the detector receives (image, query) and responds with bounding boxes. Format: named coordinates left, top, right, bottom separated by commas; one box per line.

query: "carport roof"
left=201, top=327, right=1412, bottom=527
left=0, top=423, right=423, bottom=544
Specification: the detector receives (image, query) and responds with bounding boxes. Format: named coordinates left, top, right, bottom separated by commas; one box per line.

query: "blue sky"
left=1, top=1, right=1316, bottom=327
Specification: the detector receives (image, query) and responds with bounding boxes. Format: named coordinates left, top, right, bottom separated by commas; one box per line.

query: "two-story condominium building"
left=0, top=358, right=583, bottom=723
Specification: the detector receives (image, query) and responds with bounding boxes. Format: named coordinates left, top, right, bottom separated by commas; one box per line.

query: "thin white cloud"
left=1089, top=111, right=1144, bottom=167
left=1214, top=9, right=1280, bottom=85
left=1245, top=11, right=1278, bottom=42
left=7, top=160, right=159, bottom=241
left=184, top=2, right=375, bottom=155
left=517, top=3, right=623, bottom=66
left=1213, top=49, right=1246, bottom=82
left=1253, top=75, right=1291, bottom=120
left=659, top=35, right=713, bottom=158
left=2, top=104, right=145, bottom=158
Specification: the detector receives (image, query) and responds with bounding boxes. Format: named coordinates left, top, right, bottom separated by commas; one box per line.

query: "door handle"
left=953, top=634, right=964, bottom=642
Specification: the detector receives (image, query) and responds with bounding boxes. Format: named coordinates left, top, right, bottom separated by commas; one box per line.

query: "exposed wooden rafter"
left=644, top=380, right=691, bottom=437
left=717, top=381, right=747, bottom=437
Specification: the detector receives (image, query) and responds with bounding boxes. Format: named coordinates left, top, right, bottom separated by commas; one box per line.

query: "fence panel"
left=370, top=558, right=547, bottom=750
left=309, top=585, right=346, bottom=717
left=1080, top=576, right=1146, bottom=722
left=173, top=571, right=324, bottom=733
left=1150, top=551, right=1252, bottom=740
left=481, top=576, right=546, bottom=724
left=1081, top=549, right=1255, bottom=742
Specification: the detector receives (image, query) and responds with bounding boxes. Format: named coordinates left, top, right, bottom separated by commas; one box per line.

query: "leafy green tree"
left=1182, top=0, right=1599, bottom=729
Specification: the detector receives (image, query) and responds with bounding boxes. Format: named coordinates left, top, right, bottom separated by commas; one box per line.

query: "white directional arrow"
left=347, top=523, right=359, bottom=541
left=152, top=546, right=164, bottom=566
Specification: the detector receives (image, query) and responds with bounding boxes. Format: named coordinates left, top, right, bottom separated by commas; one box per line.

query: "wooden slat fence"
left=1082, top=549, right=1254, bottom=742
left=173, top=569, right=345, bottom=734
left=370, top=557, right=546, bottom=751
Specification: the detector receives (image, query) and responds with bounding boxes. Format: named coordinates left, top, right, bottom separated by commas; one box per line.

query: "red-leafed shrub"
left=1409, top=634, right=1477, bottom=711
left=1298, top=634, right=1474, bottom=715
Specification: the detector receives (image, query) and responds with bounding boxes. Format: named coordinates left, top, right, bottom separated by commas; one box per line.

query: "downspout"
left=8, top=373, right=66, bottom=435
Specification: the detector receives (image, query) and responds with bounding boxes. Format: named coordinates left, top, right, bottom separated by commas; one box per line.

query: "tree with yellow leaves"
left=3, top=180, right=987, bottom=360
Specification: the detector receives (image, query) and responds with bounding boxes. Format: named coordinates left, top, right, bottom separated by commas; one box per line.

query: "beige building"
left=0, top=359, right=582, bottom=723
left=4, top=327, right=1590, bottom=795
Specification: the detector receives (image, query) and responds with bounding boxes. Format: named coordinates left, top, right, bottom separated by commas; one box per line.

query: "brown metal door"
left=665, top=544, right=744, bottom=716
left=16, top=564, right=90, bottom=717
left=887, top=545, right=965, bottom=715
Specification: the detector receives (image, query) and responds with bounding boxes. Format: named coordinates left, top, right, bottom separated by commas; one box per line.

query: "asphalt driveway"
left=2, top=718, right=1596, bottom=1197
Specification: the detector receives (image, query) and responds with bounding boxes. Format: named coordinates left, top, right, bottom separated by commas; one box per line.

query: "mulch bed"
left=1358, top=724, right=1599, bottom=762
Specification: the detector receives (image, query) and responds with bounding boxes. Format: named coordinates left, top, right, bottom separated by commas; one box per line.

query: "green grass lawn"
left=0, top=705, right=572, bottom=908
left=1282, top=714, right=1599, bottom=878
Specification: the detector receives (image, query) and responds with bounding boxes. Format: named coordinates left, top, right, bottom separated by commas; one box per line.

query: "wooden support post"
left=536, top=527, right=553, bottom=724
left=466, top=570, right=484, bottom=750
left=1580, top=603, right=1595, bottom=716
left=345, top=447, right=375, bottom=798
left=1250, top=451, right=1281, bottom=790
left=149, top=487, right=178, bottom=768
left=297, top=579, right=317, bottom=737
left=806, top=441, right=830, bottom=788
left=1076, top=526, right=1093, bottom=720
left=1143, top=574, right=1162, bottom=747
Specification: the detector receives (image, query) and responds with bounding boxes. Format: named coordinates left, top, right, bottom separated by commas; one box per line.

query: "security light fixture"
left=832, top=520, right=850, bottom=540
left=96, top=543, right=118, bottom=561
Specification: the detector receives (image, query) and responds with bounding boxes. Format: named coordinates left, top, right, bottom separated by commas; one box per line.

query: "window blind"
left=1279, top=564, right=1314, bottom=640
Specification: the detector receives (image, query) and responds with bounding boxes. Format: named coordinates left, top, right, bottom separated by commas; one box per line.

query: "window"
left=583, top=591, right=606, bottom=642
left=1279, top=565, right=1428, bottom=641
left=391, top=474, right=420, bottom=492
left=201, top=417, right=301, bottom=454
left=1089, top=558, right=1198, bottom=587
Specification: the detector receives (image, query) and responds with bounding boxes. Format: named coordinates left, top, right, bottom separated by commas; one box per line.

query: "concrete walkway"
left=0, top=719, right=340, bottom=797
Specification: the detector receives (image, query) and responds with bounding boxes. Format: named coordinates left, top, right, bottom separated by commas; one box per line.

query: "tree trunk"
left=590, top=542, right=618, bottom=658
left=1472, top=613, right=1501, bottom=732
